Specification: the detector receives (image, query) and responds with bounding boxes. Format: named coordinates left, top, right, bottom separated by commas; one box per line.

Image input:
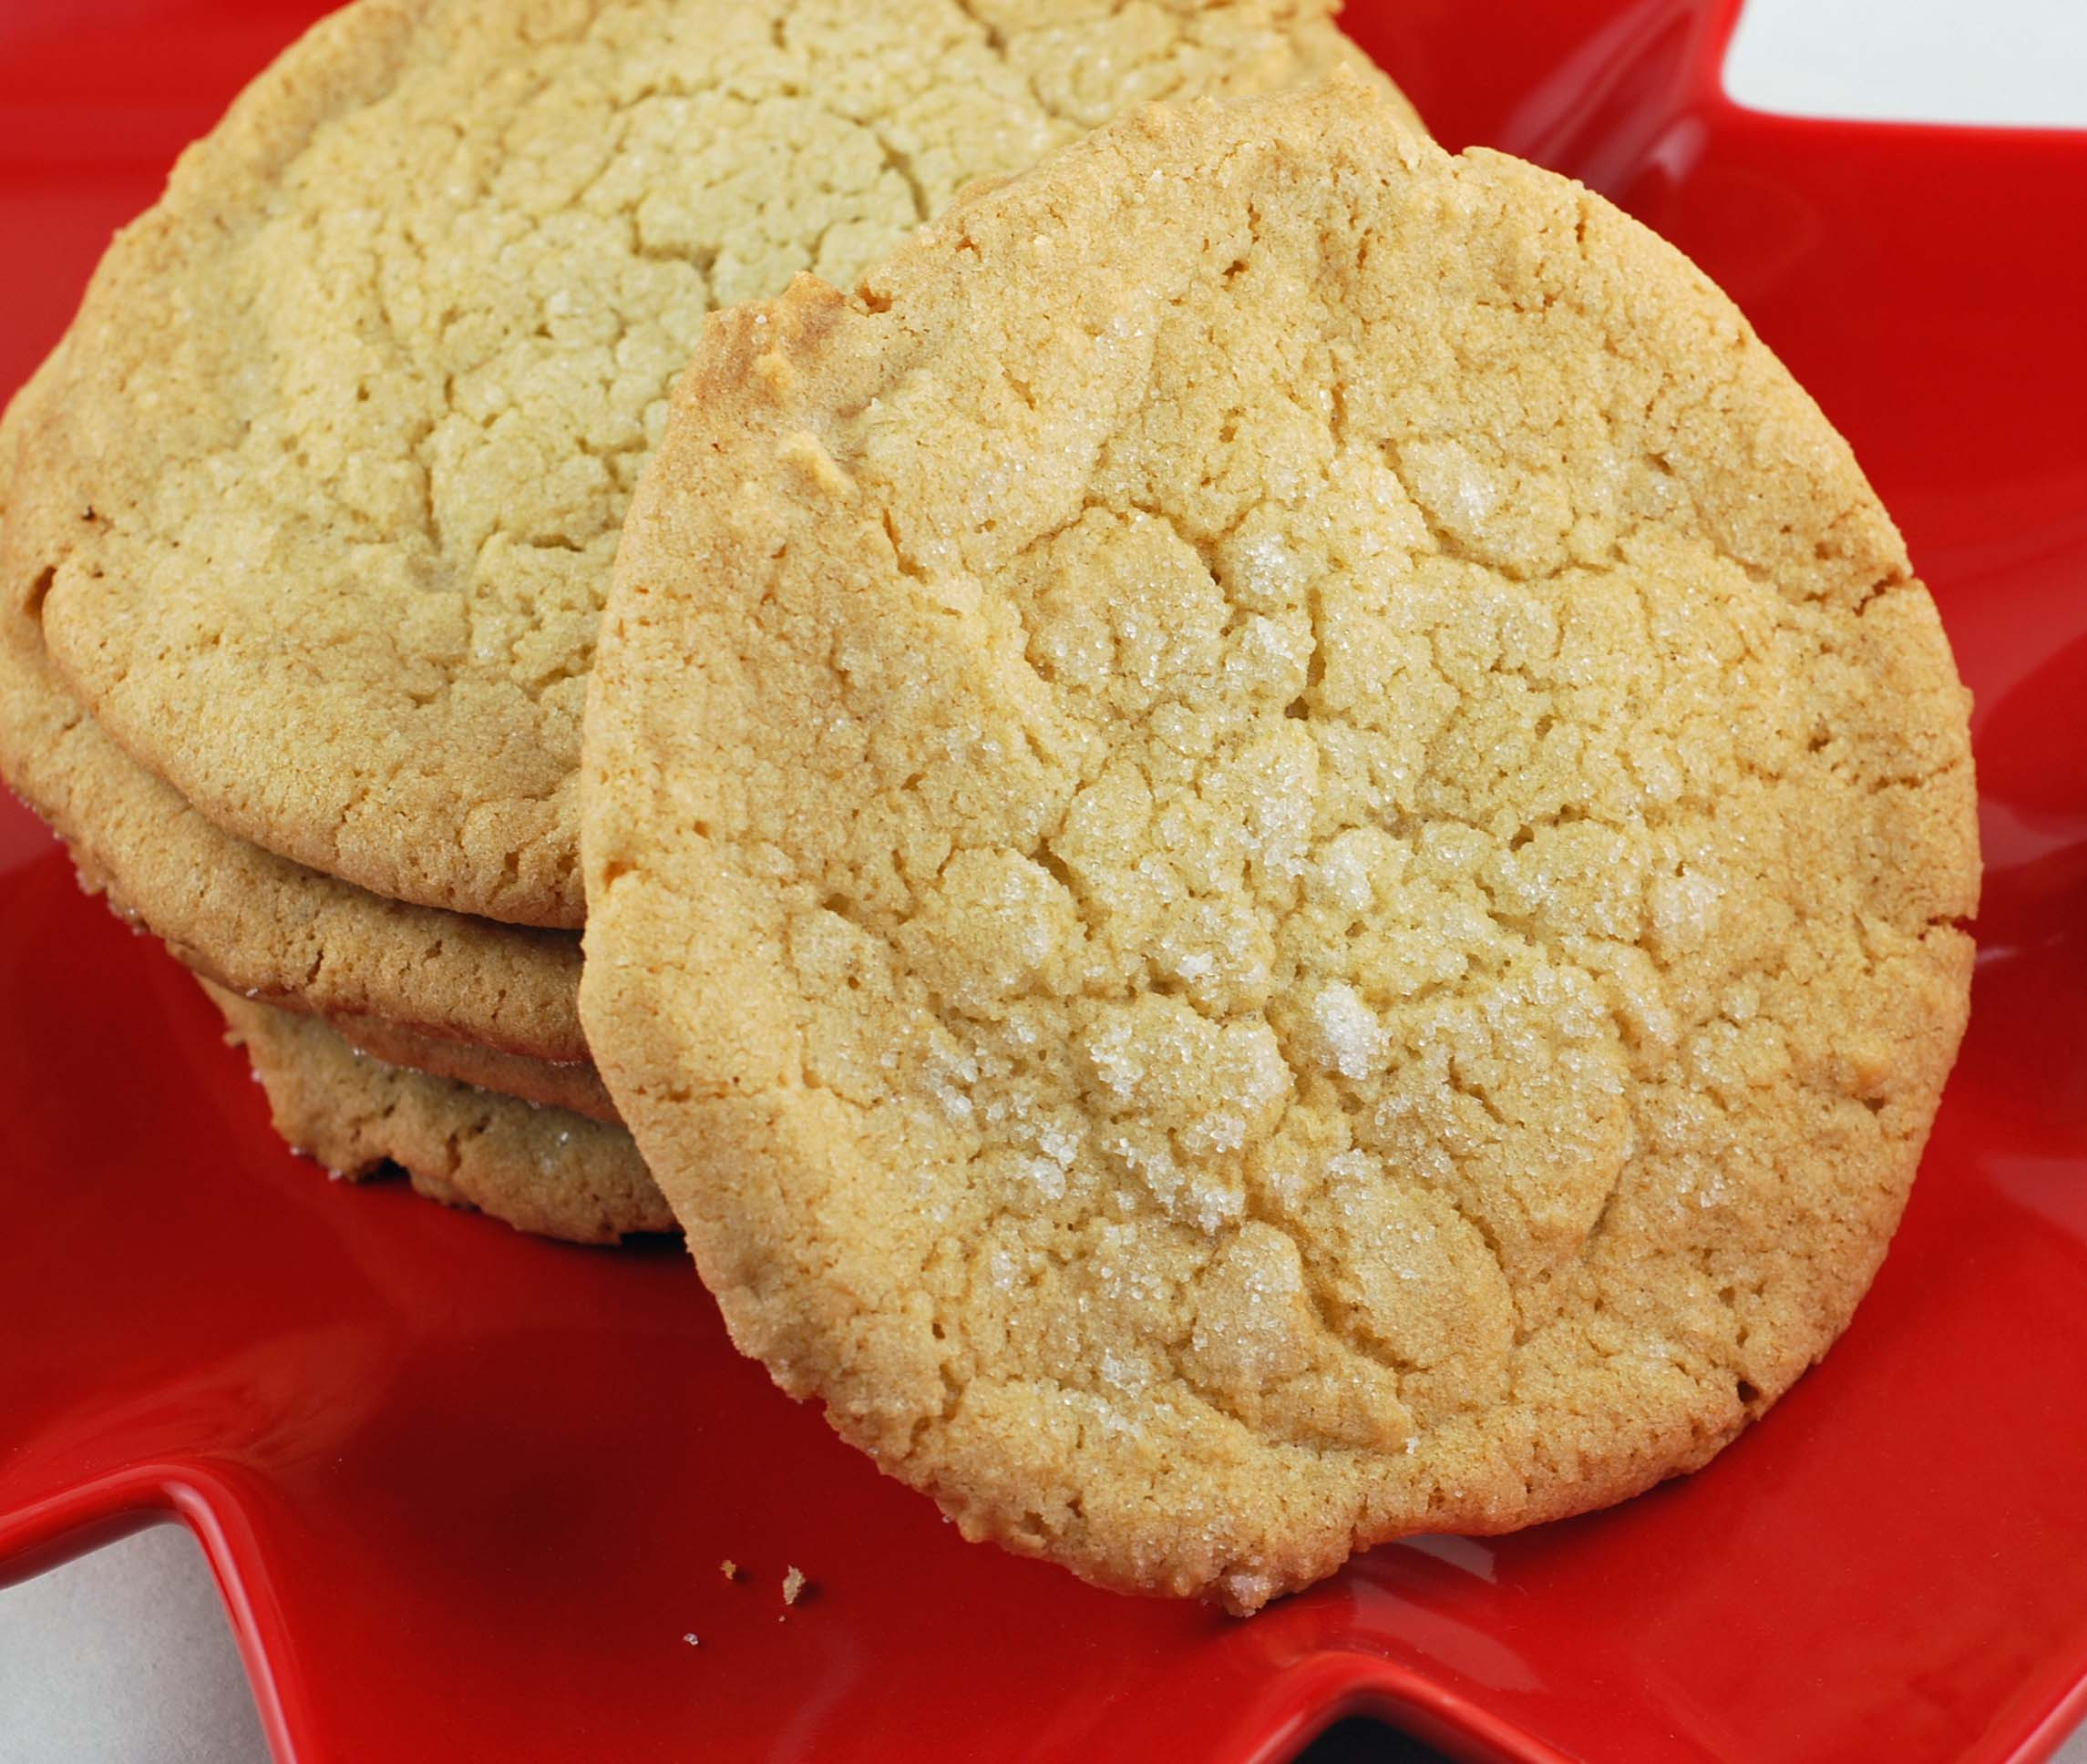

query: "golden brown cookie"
left=206, top=981, right=665, bottom=1244
left=581, top=81, right=1978, bottom=1609
left=8, top=0, right=1412, bottom=928
left=326, top=1010, right=617, bottom=1123
left=0, top=368, right=592, bottom=1064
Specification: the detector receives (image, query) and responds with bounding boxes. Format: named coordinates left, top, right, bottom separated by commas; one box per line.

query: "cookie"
left=327, top=1010, right=618, bottom=1123
left=206, top=981, right=666, bottom=1244
left=7, top=0, right=1413, bottom=929
left=0, top=373, right=591, bottom=1063
left=581, top=81, right=1979, bottom=1609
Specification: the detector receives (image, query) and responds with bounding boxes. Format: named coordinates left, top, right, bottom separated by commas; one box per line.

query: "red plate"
left=5, top=3, right=2084, bottom=1759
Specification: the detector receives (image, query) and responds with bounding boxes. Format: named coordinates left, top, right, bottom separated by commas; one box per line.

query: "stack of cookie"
left=3, top=1, right=1981, bottom=1609
left=0, top=0, right=1415, bottom=1242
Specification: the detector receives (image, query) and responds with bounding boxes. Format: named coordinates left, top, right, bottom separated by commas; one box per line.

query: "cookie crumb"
left=719, top=1558, right=739, bottom=1581
left=782, top=1566, right=806, bottom=1605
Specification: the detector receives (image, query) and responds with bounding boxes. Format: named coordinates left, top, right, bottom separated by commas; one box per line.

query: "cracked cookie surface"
left=6, top=0, right=1408, bottom=928
left=581, top=81, right=1978, bottom=1608
left=0, top=367, right=594, bottom=1061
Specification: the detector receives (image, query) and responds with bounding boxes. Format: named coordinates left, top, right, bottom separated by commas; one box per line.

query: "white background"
left=5, top=0, right=2084, bottom=1758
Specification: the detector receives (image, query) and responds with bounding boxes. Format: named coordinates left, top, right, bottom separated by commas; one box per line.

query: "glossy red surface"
left=3, top=3, right=2084, bottom=1759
